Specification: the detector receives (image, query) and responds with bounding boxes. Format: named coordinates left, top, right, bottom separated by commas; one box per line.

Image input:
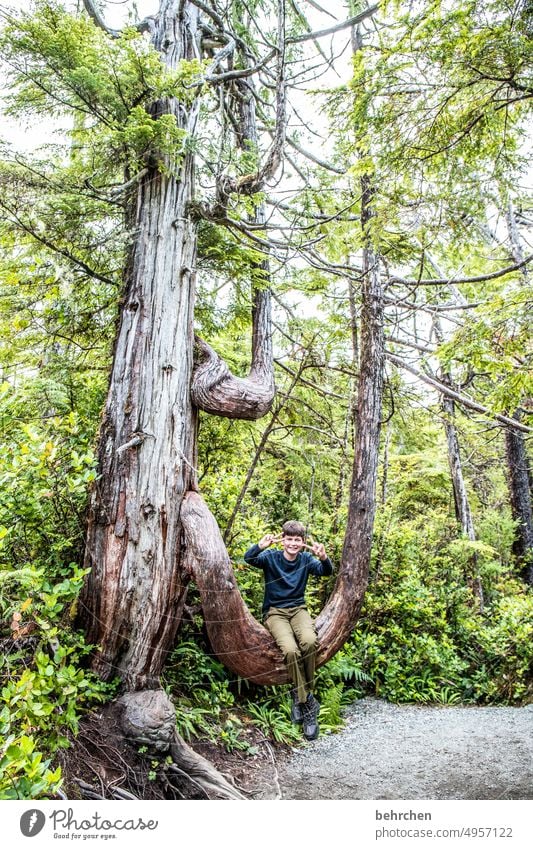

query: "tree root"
left=117, top=689, right=245, bottom=800
left=169, top=732, right=245, bottom=800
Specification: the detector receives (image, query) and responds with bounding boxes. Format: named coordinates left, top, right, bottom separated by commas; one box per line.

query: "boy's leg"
left=290, top=607, right=318, bottom=696
left=265, top=607, right=307, bottom=704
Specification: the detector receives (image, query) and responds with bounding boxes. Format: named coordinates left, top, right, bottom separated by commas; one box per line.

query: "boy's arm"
left=304, top=540, right=334, bottom=577
left=243, top=543, right=265, bottom=567
left=308, top=554, right=334, bottom=577
left=243, top=533, right=281, bottom=567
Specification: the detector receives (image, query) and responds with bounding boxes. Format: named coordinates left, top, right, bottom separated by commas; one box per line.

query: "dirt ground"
left=250, top=698, right=533, bottom=800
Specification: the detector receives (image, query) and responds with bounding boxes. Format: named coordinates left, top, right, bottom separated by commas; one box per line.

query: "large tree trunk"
left=505, top=419, right=533, bottom=585
left=80, top=0, right=201, bottom=690
left=503, top=203, right=533, bottom=584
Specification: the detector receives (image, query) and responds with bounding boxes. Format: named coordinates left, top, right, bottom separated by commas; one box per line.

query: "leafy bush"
left=348, top=501, right=533, bottom=705
left=0, top=734, right=62, bottom=800
left=0, top=406, right=114, bottom=799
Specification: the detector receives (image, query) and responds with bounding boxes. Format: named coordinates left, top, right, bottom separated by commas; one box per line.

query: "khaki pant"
left=265, top=605, right=318, bottom=704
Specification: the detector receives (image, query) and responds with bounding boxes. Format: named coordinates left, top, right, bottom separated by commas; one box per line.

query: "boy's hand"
left=258, top=533, right=283, bottom=550
left=304, top=539, right=328, bottom=561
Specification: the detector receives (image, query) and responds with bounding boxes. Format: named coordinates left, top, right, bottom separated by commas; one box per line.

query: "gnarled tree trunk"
left=181, top=176, right=384, bottom=681
left=80, top=0, right=202, bottom=690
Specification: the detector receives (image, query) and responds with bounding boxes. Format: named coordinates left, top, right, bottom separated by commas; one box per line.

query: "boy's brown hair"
left=282, top=520, right=306, bottom=539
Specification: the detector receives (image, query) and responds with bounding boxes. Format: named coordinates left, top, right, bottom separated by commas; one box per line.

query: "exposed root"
left=60, top=689, right=250, bottom=800
left=118, top=689, right=246, bottom=800
left=170, top=731, right=245, bottom=800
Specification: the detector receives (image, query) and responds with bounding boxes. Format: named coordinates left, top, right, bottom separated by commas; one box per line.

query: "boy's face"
left=282, top=534, right=305, bottom=561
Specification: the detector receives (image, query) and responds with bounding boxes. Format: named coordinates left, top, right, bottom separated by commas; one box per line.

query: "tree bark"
left=80, top=0, right=201, bottom=689
left=503, top=202, right=533, bottom=584
left=505, top=417, right=533, bottom=585
left=321, top=174, right=384, bottom=655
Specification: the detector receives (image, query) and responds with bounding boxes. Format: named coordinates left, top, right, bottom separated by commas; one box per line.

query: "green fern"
left=318, top=682, right=345, bottom=733
left=244, top=701, right=301, bottom=745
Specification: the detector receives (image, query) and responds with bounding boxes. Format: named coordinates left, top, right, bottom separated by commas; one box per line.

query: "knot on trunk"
left=117, top=689, right=176, bottom=752
left=191, top=336, right=275, bottom=420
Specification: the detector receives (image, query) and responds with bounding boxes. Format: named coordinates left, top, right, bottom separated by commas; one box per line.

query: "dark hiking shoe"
left=302, top=693, right=320, bottom=741
left=290, top=689, right=303, bottom=724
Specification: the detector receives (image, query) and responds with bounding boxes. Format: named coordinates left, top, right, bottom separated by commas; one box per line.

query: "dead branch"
left=286, top=4, right=379, bottom=44
left=386, top=352, right=531, bottom=433
left=389, top=253, right=533, bottom=287
left=82, top=0, right=121, bottom=38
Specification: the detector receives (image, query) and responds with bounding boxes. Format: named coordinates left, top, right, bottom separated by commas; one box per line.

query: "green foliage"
left=0, top=380, right=112, bottom=799
left=1, top=648, right=110, bottom=748
left=0, top=407, right=97, bottom=587
left=0, top=595, right=113, bottom=799
left=1, top=2, right=206, bottom=173
left=437, top=284, right=533, bottom=414
left=0, top=734, right=62, bottom=800
left=317, top=683, right=345, bottom=732
left=243, top=697, right=301, bottom=745
left=164, top=641, right=261, bottom=753
left=345, top=425, right=533, bottom=706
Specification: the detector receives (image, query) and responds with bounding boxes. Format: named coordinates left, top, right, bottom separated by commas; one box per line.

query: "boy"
left=244, top=520, right=334, bottom=740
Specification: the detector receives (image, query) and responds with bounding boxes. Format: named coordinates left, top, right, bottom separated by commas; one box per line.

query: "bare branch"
left=284, top=134, right=345, bottom=174
left=386, top=352, right=531, bottom=433
left=390, top=253, right=533, bottom=287
left=274, top=359, right=345, bottom=399
left=206, top=49, right=277, bottom=84
left=82, top=0, right=121, bottom=38
left=205, top=35, right=236, bottom=79
left=293, top=0, right=337, bottom=21
left=108, top=168, right=149, bottom=198
left=386, top=335, right=435, bottom=355
left=286, top=4, right=379, bottom=44
left=384, top=295, right=482, bottom=313
left=261, top=0, right=288, bottom=182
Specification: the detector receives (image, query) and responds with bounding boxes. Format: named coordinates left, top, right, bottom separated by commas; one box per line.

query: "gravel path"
left=260, top=698, right=533, bottom=800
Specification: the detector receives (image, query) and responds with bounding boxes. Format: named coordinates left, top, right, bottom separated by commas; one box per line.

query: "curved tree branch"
left=191, top=14, right=279, bottom=420
left=184, top=184, right=383, bottom=684
left=82, top=0, right=121, bottom=38
left=191, top=327, right=275, bottom=420
left=286, top=4, right=379, bottom=44
left=181, top=491, right=369, bottom=683
left=390, top=253, right=533, bottom=287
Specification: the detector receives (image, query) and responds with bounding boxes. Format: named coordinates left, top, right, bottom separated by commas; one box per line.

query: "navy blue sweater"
left=244, top=544, right=334, bottom=616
